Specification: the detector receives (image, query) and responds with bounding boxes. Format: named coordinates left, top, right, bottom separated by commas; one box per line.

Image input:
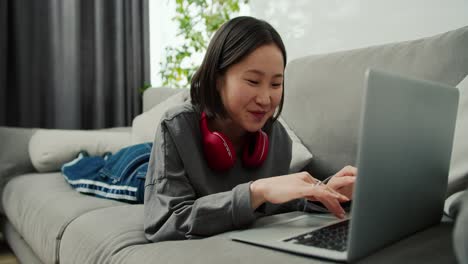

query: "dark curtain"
left=0, top=0, right=150, bottom=129
left=0, top=0, right=7, bottom=126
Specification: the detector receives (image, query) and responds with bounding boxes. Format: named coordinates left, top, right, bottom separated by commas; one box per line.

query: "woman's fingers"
left=329, top=176, right=356, bottom=189
left=303, top=185, right=348, bottom=218
left=347, top=166, right=358, bottom=176
left=320, top=197, right=346, bottom=219
left=297, top=172, right=349, bottom=199
left=335, top=165, right=358, bottom=177
left=312, top=186, right=346, bottom=218
left=320, top=184, right=349, bottom=201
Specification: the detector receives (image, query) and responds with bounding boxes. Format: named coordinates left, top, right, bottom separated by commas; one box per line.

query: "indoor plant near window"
left=159, top=0, right=248, bottom=89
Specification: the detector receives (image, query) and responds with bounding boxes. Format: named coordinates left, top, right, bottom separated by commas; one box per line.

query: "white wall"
left=149, top=0, right=178, bottom=87
left=251, top=0, right=468, bottom=61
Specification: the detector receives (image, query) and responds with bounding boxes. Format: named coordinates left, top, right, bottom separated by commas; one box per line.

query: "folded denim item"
left=61, top=143, right=152, bottom=203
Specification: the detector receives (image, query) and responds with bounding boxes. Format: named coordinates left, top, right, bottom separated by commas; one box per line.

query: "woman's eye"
left=272, top=83, right=282, bottom=87
left=247, top=79, right=259, bottom=85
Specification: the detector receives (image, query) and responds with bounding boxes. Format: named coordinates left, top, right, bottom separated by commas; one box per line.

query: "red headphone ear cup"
left=203, top=132, right=236, bottom=171
left=242, top=130, right=269, bottom=168
left=200, top=112, right=236, bottom=171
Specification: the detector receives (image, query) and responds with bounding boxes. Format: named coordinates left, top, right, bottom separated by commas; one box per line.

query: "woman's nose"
left=255, top=88, right=271, bottom=106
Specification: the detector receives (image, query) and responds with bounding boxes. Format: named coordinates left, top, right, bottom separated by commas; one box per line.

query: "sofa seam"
left=54, top=203, right=128, bottom=264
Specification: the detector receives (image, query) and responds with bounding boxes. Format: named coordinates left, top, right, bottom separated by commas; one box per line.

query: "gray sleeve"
left=143, top=122, right=258, bottom=242
left=253, top=199, right=303, bottom=216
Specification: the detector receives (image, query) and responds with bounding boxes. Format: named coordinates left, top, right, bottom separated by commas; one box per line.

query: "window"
left=149, top=0, right=250, bottom=87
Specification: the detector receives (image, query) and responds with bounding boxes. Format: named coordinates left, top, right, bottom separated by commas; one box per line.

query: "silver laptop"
left=230, top=69, right=459, bottom=262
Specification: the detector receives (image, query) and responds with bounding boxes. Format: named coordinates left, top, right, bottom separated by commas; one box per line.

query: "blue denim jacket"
left=61, top=143, right=153, bottom=204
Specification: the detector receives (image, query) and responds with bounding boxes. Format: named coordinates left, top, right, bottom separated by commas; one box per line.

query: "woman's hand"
left=250, top=172, right=350, bottom=219
left=326, top=165, right=357, bottom=200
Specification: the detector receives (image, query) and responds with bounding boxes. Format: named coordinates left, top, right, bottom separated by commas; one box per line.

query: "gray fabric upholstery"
left=142, top=87, right=182, bottom=112
left=59, top=206, right=456, bottom=264
left=59, top=205, right=148, bottom=264
left=2, top=173, right=124, bottom=264
left=0, top=127, right=37, bottom=214
left=110, top=211, right=456, bottom=264
left=450, top=75, right=468, bottom=194
left=29, top=129, right=132, bottom=172
left=98, top=127, right=132, bottom=133
left=454, top=192, right=468, bottom=264
left=283, top=26, right=468, bottom=179
left=1, top=218, right=43, bottom=264
left=133, top=90, right=190, bottom=144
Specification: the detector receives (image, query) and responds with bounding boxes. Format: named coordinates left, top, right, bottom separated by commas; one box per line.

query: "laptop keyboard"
left=283, top=220, right=349, bottom=252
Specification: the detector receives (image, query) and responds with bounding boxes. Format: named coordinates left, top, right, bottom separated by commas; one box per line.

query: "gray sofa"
left=1, top=26, right=467, bottom=264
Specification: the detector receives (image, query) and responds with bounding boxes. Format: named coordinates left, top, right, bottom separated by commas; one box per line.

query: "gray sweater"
left=144, top=102, right=306, bottom=242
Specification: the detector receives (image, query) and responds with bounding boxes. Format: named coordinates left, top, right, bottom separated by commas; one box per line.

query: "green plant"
left=160, top=0, right=249, bottom=89
left=138, top=82, right=153, bottom=95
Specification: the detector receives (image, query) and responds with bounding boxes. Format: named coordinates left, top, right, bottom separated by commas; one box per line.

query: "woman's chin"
left=243, top=121, right=268, bottom=132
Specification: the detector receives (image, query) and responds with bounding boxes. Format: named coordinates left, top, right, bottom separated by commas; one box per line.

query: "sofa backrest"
left=283, top=26, right=468, bottom=178
left=142, top=87, right=181, bottom=112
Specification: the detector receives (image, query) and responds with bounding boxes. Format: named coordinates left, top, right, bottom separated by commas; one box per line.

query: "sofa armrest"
left=98, top=127, right=132, bottom=133
left=0, top=127, right=38, bottom=214
left=29, top=128, right=132, bottom=173
left=0, top=127, right=37, bottom=177
left=142, top=87, right=181, bottom=112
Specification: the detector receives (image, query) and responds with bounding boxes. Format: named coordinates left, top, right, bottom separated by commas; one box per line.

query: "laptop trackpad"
left=232, top=213, right=345, bottom=242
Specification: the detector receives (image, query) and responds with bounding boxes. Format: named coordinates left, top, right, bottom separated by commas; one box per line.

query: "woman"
left=143, top=16, right=357, bottom=242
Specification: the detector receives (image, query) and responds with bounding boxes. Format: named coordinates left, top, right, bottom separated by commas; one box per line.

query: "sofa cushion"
left=58, top=205, right=455, bottom=264
left=278, top=117, right=313, bottom=173
left=132, top=90, right=190, bottom=144
left=110, top=211, right=455, bottom=264
left=29, top=129, right=132, bottom=173
left=449, top=75, right=468, bottom=194
left=2, top=219, right=44, bottom=264
left=59, top=205, right=147, bottom=264
left=453, top=191, right=468, bottom=264
left=283, top=26, right=468, bottom=179
left=0, top=127, right=37, bottom=214
left=2, top=173, right=124, bottom=264
left=142, top=87, right=182, bottom=112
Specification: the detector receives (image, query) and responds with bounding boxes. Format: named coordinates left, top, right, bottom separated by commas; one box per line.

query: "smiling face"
left=217, top=44, right=285, bottom=134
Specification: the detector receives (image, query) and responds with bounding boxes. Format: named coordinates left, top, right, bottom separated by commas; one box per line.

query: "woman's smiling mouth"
left=249, top=111, right=267, bottom=121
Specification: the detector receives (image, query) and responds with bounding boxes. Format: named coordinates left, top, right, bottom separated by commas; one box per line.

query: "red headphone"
left=200, top=112, right=269, bottom=171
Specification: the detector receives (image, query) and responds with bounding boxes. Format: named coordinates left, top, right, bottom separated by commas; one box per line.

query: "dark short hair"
left=190, top=16, right=287, bottom=128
